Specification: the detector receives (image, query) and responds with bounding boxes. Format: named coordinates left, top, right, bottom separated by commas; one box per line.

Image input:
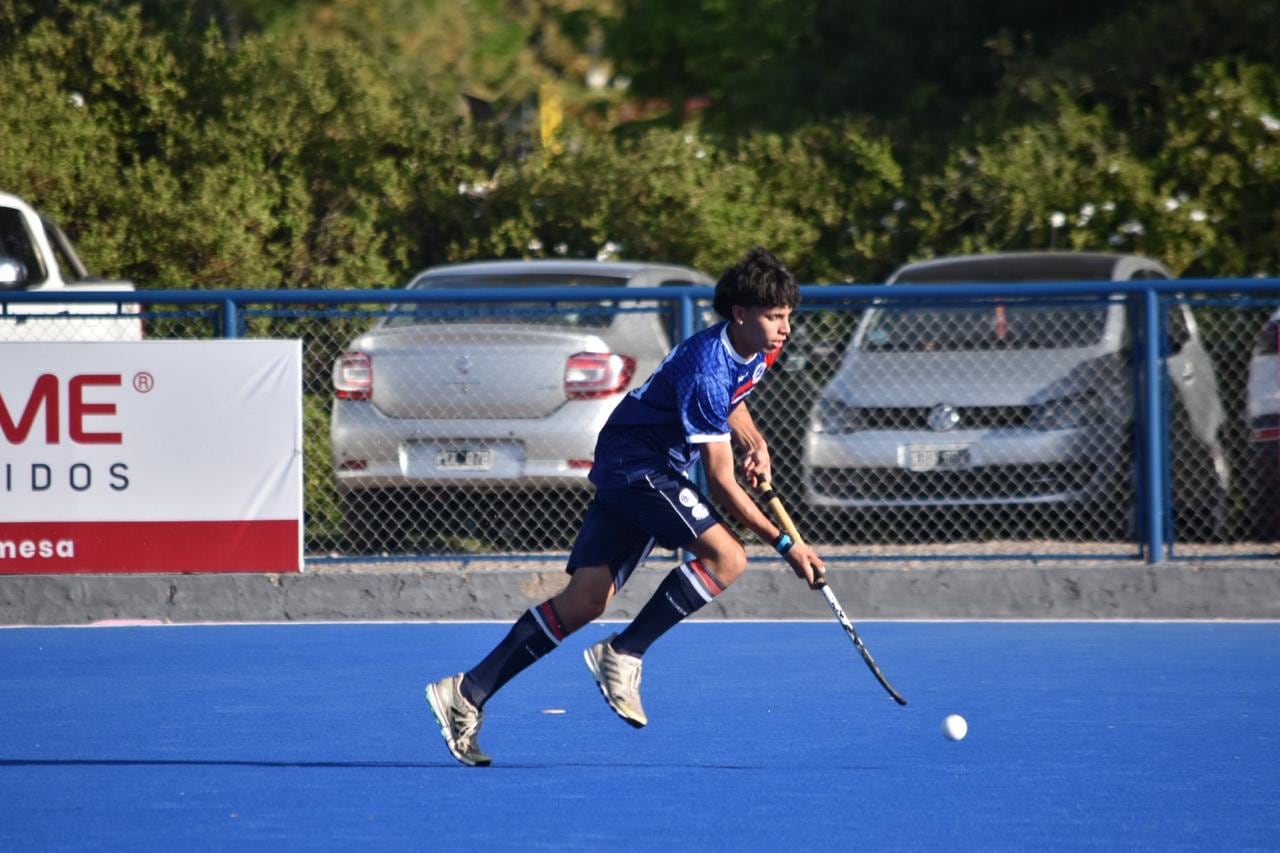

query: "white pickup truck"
left=0, top=191, right=142, bottom=341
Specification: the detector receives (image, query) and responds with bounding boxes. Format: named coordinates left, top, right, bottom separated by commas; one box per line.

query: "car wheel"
left=1170, top=424, right=1231, bottom=543
left=1174, top=479, right=1230, bottom=543
left=1090, top=492, right=1137, bottom=543
left=341, top=488, right=414, bottom=555
left=1244, top=445, right=1280, bottom=542
left=472, top=488, right=589, bottom=552
left=1082, top=436, right=1138, bottom=543
left=809, top=505, right=871, bottom=545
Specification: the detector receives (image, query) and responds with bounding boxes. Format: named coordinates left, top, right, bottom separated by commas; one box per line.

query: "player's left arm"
left=728, top=402, right=771, bottom=489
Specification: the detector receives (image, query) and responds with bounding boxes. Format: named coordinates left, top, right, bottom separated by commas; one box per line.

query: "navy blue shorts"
left=566, top=471, right=724, bottom=591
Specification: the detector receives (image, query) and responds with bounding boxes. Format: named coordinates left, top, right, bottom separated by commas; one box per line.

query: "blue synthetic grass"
left=1, top=621, right=1278, bottom=851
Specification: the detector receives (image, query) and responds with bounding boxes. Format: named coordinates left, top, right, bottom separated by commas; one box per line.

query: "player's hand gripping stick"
left=758, top=481, right=908, bottom=707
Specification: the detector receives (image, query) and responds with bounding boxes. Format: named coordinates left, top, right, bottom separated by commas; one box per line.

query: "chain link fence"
left=5, top=283, right=1279, bottom=562
left=779, top=293, right=1266, bottom=557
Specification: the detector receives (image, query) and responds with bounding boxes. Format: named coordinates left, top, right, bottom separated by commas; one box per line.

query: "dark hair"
left=712, top=246, right=800, bottom=320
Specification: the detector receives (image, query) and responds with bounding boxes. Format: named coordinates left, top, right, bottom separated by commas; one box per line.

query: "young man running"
left=426, top=246, right=826, bottom=766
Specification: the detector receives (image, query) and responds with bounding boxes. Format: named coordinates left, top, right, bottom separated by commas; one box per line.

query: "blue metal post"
left=1141, top=288, right=1165, bottom=562
left=222, top=298, right=240, bottom=339
left=679, top=293, right=695, bottom=342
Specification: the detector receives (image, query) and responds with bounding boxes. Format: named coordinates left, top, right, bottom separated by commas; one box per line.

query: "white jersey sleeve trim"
left=688, top=433, right=731, bottom=444
left=719, top=323, right=756, bottom=365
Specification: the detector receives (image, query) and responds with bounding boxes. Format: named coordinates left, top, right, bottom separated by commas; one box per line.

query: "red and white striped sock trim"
left=678, top=558, right=725, bottom=604
left=530, top=600, right=567, bottom=646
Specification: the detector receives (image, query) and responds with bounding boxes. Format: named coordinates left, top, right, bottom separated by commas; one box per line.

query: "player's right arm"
left=701, top=440, right=825, bottom=588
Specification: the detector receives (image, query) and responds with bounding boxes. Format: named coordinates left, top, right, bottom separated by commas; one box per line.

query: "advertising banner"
left=1, top=340, right=303, bottom=573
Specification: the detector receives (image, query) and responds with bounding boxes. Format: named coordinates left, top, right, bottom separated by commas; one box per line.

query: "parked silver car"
left=331, top=259, right=713, bottom=551
left=802, top=252, right=1232, bottom=541
left=1244, top=308, right=1280, bottom=539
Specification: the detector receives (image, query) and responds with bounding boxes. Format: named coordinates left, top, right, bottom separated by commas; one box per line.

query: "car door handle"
left=1181, top=362, right=1195, bottom=381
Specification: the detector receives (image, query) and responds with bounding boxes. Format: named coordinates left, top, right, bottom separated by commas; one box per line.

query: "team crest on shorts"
left=678, top=487, right=709, bottom=520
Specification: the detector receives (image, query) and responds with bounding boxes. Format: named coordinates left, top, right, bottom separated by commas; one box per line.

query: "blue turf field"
left=1, top=621, right=1278, bottom=851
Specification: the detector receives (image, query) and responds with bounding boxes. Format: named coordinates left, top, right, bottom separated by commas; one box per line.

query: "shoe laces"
left=451, top=694, right=483, bottom=746
left=608, top=648, right=643, bottom=693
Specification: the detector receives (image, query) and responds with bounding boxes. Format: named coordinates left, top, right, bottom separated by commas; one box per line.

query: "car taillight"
left=564, top=352, right=635, bottom=399
left=334, top=352, right=372, bottom=400
left=1257, top=320, right=1280, bottom=355
left=1251, top=415, right=1280, bottom=443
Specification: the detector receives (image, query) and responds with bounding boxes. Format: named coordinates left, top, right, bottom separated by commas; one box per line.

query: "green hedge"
left=1, top=1, right=1276, bottom=287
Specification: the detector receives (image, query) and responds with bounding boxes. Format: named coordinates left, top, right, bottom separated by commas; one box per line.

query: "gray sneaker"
left=583, top=634, right=648, bottom=728
left=425, top=674, right=491, bottom=767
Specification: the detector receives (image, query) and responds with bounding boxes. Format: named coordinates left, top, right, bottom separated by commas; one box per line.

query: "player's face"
left=732, top=304, right=792, bottom=355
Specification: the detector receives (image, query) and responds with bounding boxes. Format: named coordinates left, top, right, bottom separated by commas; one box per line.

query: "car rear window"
left=860, top=304, right=1109, bottom=351
left=892, top=258, right=1117, bottom=284
left=0, top=207, right=45, bottom=286
left=385, top=273, right=631, bottom=328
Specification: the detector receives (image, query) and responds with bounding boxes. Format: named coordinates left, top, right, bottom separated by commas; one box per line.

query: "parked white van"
left=0, top=191, right=142, bottom=342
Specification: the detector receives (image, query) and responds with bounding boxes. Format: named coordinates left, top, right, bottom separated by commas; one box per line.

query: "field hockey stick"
left=758, top=481, right=908, bottom=706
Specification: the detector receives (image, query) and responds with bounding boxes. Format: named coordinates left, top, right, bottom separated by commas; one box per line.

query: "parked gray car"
left=802, top=252, right=1232, bottom=541
left=1244, top=308, right=1280, bottom=539
left=331, top=259, right=713, bottom=551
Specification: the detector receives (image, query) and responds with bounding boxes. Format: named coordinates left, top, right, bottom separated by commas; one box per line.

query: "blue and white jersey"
left=589, top=321, right=779, bottom=487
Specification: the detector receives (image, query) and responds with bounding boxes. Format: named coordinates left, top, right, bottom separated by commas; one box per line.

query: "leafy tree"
left=0, top=0, right=489, bottom=288
left=1153, top=61, right=1280, bottom=278
left=599, top=0, right=1136, bottom=135
left=2, top=0, right=1278, bottom=288
left=994, top=0, right=1280, bottom=134
left=911, top=91, right=1158, bottom=262
left=136, top=0, right=624, bottom=125
left=448, top=119, right=900, bottom=282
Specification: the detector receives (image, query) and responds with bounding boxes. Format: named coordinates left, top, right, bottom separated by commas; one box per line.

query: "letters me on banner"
left=0, top=341, right=303, bottom=573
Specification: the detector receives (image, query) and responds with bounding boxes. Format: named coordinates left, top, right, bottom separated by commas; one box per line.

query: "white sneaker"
left=583, top=634, right=648, bottom=728
left=425, top=674, right=491, bottom=767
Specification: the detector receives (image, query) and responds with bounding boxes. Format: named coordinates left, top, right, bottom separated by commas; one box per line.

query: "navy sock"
left=612, top=560, right=726, bottom=658
left=461, top=600, right=567, bottom=708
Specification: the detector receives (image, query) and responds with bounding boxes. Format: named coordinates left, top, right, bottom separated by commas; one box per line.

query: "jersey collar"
left=718, top=321, right=756, bottom=365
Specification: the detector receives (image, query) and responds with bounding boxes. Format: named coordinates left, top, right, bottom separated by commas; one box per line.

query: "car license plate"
left=436, top=448, right=493, bottom=470
left=902, top=444, right=970, bottom=472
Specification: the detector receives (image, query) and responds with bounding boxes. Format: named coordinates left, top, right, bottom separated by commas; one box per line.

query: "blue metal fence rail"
left=7, top=277, right=1280, bottom=563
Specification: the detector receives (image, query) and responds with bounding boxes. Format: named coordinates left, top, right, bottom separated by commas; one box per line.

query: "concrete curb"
left=2, top=562, right=1279, bottom=625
